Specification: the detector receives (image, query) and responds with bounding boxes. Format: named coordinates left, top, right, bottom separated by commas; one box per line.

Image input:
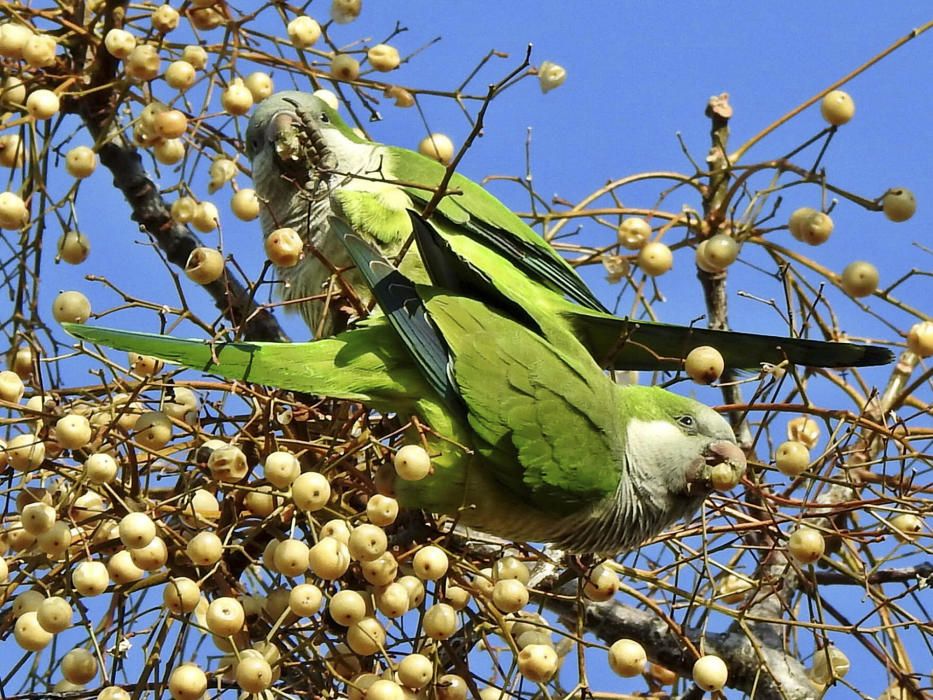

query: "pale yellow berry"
left=0, top=369, right=25, bottom=402
left=21, top=501, right=56, bottom=535
left=538, top=61, right=567, bottom=93
left=61, top=647, right=98, bottom=684
left=185, top=247, right=224, bottom=284
left=186, top=530, right=223, bottom=566
left=331, top=53, right=361, bottom=81
left=53, top=290, right=91, bottom=324
left=264, top=451, right=300, bottom=488
left=775, top=440, right=809, bottom=477
left=348, top=523, right=387, bottom=562
left=151, top=4, right=181, bottom=33
left=618, top=217, right=651, bottom=250
left=13, top=590, right=44, bottom=617
left=347, top=616, right=386, bottom=655
left=8, top=432, right=46, bottom=470
left=292, top=471, right=331, bottom=511
left=154, top=109, right=187, bottom=139
left=366, top=680, right=404, bottom=700
left=168, top=663, right=207, bottom=700
left=58, top=230, right=91, bottom=265
left=366, top=494, right=399, bottom=526
left=274, top=538, right=310, bottom=577
left=492, top=578, right=528, bottom=613
left=187, top=5, right=225, bottom=30
left=422, top=602, right=457, bottom=639
left=119, top=512, right=156, bottom=548
left=418, top=133, right=454, bottom=164
left=192, top=201, right=220, bottom=232
left=438, top=676, right=468, bottom=700
left=717, top=573, right=753, bottom=604
left=637, top=240, right=673, bottom=276
left=231, top=188, right=260, bottom=220
left=55, top=413, right=92, bottom=450
left=788, top=526, right=824, bottom=564
left=331, top=0, right=362, bottom=23
left=889, top=513, right=923, bottom=543
left=493, top=556, right=530, bottom=584
left=207, top=596, right=245, bottom=636
left=412, top=545, right=448, bottom=580
left=15, top=611, right=53, bottom=651
left=0, top=23, right=33, bottom=59
left=809, top=646, right=849, bottom=685
left=130, top=536, right=168, bottom=570
left=841, top=260, right=879, bottom=298
left=788, top=206, right=816, bottom=240
left=72, top=560, right=110, bottom=596
left=820, top=90, right=855, bottom=126
left=330, top=589, right=367, bottom=626
left=104, top=28, right=136, bottom=59
left=126, top=44, right=161, bottom=81
left=398, top=575, right=426, bottom=607
left=907, top=321, right=933, bottom=357
left=384, top=85, right=415, bottom=108
left=287, top=16, right=321, bottom=48
left=799, top=211, right=834, bottom=246
left=0, top=77, right=26, bottom=110
left=0, top=134, right=24, bottom=167
left=163, top=577, right=200, bottom=614
left=236, top=654, right=273, bottom=693
left=368, top=44, right=400, bottom=72
left=583, top=563, right=619, bottom=602
left=182, top=45, right=208, bottom=69
left=133, top=411, right=173, bottom=449
left=320, top=518, right=351, bottom=544
left=373, top=582, right=408, bottom=617
left=265, top=227, right=304, bottom=267
left=685, top=345, right=724, bottom=384
left=171, top=197, right=198, bottom=224
left=222, top=79, right=253, bottom=116
left=701, top=233, right=739, bottom=268
left=396, top=653, right=433, bottom=689
left=37, top=595, right=73, bottom=633
left=308, top=536, right=351, bottom=579
left=787, top=416, right=820, bottom=448
left=244, top=71, right=274, bottom=101
left=394, top=444, right=431, bottom=480
left=361, top=552, right=398, bottom=586
left=0, top=191, right=28, bottom=229
left=882, top=187, right=916, bottom=222
left=518, top=643, right=559, bottom=682
left=165, top=60, right=196, bottom=90
left=22, top=33, right=57, bottom=68
left=443, top=585, right=471, bottom=610
left=98, top=687, right=132, bottom=700
left=154, top=138, right=185, bottom=165
left=65, top=146, right=97, bottom=178
left=289, top=583, right=323, bottom=616
left=693, top=654, right=728, bottom=691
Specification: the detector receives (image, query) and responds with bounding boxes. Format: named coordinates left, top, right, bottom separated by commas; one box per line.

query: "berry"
left=222, top=79, right=253, bottom=116
left=788, top=526, right=825, bottom=564
left=840, top=260, right=879, bottom=298
left=775, top=440, right=810, bottom=476
left=245, top=72, right=274, bottom=101
left=185, top=247, right=224, bottom=284
left=265, top=227, right=303, bottom=266
left=693, top=654, right=728, bottom=691
left=517, top=643, right=559, bottom=682
left=72, top=560, right=110, bottom=596
left=394, top=444, right=431, bottom=480
left=889, top=513, right=923, bottom=543
left=331, top=54, right=361, bottom=81
left=608, top=638, right=647, bottom=677
left=165, top=60, right=196, bottom=90
left=538, top=61, right=567, bottom=93
left=397, top=653, right=433, bottom=689
left=907, top=321, right=933, bottom=356
left=637, top=241, right=673, bottom=276
left=685, top=345, right=724, bottom=384
left=52, top=291, right=91, bottom=323
left=104, top=28, right=136, bottom=59
left=882, top=187, right=916, bottom=222
left=820, top=90, right=855, bottom=126
left=287, top=16, right=321, bottom=48
left=291, top=471, right=331, bottom=511
left=0, top=191, right=28, bottom=229
left=206, top=596, right=245, bottom=636
left=55, top=413, right=92, bottom=449
left=617, top=217, right=651, bottom=250
left=418, top=133, right=454, bottom=164
left=126, top=44, right=161, bottom=81
left=65, top=146, right=97, bottom=178
left=168, top=664, right=207, bottom=700
left=163, top=577, right=201, bottom=614
left=412, top=545, right=449, bottom=580
left=368, top=44, right=400, bottom=72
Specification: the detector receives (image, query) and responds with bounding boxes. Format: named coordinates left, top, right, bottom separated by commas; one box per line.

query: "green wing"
left=423, top=291, right=622, bottom=516
left=388, top=147, right=608, bottom=312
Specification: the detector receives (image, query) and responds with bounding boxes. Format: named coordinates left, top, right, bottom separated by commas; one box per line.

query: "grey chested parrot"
left=65, top=216, right=749, bottom=554
left=244, top=91, right=892, bottom=371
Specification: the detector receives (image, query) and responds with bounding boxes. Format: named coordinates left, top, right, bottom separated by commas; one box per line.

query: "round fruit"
left=154, top=109, right=187, bottom=139
left=617, top=217, right=651, bottom=250
left=119, top=512, right=156, bottom=548
left=56, top=413, right=92, bottom=449
left=126, top=44, right=161, bottom=81
left=394, top=444, right=431, bottom=480
left=8, top=432, right=45, bottom=470
left=0, top=23, right=33, bottom=59
left=58, top=230, right=91, bottom=264
left=608, top=638, right=647, bottom=677
left=538, top=61, right=567, bottom=93
left=693, top=654, right=728, bottom=691
left=61, top=647, right=98, bottom=684
left=685, top=345, right=724, bottom=384
left=820, top=90, right=855, bottom=126
left=583, top=563, right=620, bottom=602
left=265, top=227, right=303, bottom=267
left=702, top=233, right=739, bottom=267
left=186, top=530, right=223, bottom=566
left=231, top=188, right=260, bottom=220
left=192, top=201, right=220, bottom=232
left=0, top=134, right=24, bottom=167
left=348, top=523, right=387, bottom=562
left=368, top=44, right=400, bottom=72
left=15, top=611, right=53, bottom=651
left=163, top=577, right=200, bottom=614
left=65, top=146, right=97, bottom=178
left=52, top=290, right=91, bottom=323
left=0, top=369, right=24, bottom=402
left=809, top=646, right=850, bottom=685
left=21, top=501, right=56, bottom=535
left=222, top=79, right=253, bottom=116
left=786, top=416, right=820, bottom=448
left=882, top=187, right=916, bottom=223
left=492, top=578, right=529, bottom=613
left=308, top=537, right=351, bottom=579
left=788, top=526, right=825, bottom=564
left=366, top=494, right=399, bottom=526
left=800, top=211, right=833, bottom=246
left=165, top=60, right=196, bottom=90
left=517, top=643, right=558, bottom=682
left=22, top=34, right=56, bottom=67
left=418, top=133, right=454, bottom=164
left=207, top=597, right=245, bottom=636
left=841, top=260, right=879, bottom=298
left=37, top=595, right=73, bottom=632
left=291, top=471, right=331, bottom=510
left=154, top=139, right=185, bottom=165
left=130, top=536, right=168, bottom=570
left=330, top=589, right=367, bottom=626
left=889, top=513, right=923, bottom=543
left=168, top=663, right=207, bottom=700
left=72, top=560, right=110, bottom=596
left=289, top=583, right=323, bottom=616
left=347, top=616, right=386, bottom=655
left=775, top=440, right=810, bottom=476
left=263, top=451, right=300, bottom=488
left=373, top=581, right=408, bottom=617
left=185, top=247, right=224, bottom=284
left=423, top=602, right=457, bottom=639
left=907, top=321, right=933, bottom=357
left=788, top=206, right=816, bottom=240
left=287, top=16, right=321, bottom=48
left=637, top=241, right=673, bottom=276
left=151, top=4, right=180, bottom=32
left=366, top=680, right=403, bottom=700
left=274, top=538, right=310, bottom=577
left=397, top=653, right=433, bottom=689
left=0, top=191, right=28, bottom=229
left=236, top=654, right=273, bottom=693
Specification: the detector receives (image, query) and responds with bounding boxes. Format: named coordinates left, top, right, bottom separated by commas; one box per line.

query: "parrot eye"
left=676, top=415, right=697, bottom=431
left=320, top=112, right=329, bottom=123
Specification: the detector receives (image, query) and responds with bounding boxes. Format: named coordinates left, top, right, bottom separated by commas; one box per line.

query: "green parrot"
left=245, top=90, right=892, bottom=371
left=64, top=217, right=748, bottom=555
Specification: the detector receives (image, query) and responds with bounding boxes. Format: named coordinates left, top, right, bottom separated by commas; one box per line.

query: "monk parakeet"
left=245, top=91, right=891, bottom=371
left=64, top=218, right=748, bottom=554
